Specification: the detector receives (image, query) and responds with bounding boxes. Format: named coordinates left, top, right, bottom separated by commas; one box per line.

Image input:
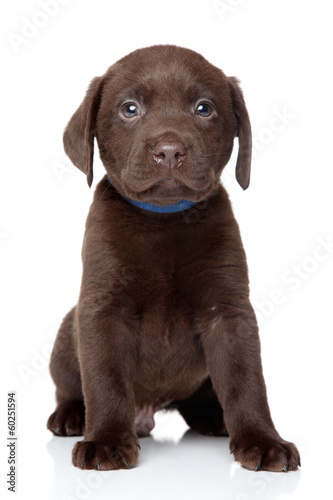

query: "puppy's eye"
left=122, top=103, right=140, bottom=118
left=196, top=102, right=213, bottom=117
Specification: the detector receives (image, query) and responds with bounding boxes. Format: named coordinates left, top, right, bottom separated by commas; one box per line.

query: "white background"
left=1, top=0, right=332, bottom=499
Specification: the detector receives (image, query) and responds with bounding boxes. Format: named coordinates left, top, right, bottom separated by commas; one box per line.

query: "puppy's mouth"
left=145, top=176, right=190, bottom=204
left=154, top=176, right=183, bottom=189
left=121, top=169, right=214, bottom=205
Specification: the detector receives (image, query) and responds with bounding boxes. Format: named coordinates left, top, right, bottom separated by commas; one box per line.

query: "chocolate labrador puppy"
left=47, top=45, right=300, bottom=472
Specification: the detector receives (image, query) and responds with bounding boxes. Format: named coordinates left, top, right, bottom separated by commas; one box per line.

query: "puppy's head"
left=64, top=45, right=252, bottom=205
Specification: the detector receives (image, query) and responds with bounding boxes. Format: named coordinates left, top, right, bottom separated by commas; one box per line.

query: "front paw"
left=47, top=401, right=85, bottom=436
left=72, top=432, right=140, bottom=470
left=230, top=434, right=301, bottom=472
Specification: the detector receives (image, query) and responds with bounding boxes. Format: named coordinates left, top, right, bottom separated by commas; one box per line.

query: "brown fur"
left=47, top=45, right=300, bottom=472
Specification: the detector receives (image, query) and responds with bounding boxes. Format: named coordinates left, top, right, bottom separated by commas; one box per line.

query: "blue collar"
left=107, top=177, right=197, bottom=213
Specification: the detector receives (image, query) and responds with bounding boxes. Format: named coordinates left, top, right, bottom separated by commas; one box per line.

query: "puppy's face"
left=64, top=45, right=252, bottom=203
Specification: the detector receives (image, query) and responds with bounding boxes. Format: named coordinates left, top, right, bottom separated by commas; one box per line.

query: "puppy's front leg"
left=201, top=305, right=300, bottom=472
left=72, top=303, right=139, bottom=470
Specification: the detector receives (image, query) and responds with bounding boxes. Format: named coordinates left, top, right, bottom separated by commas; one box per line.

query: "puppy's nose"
left=153, top=141, right=187, bottom=169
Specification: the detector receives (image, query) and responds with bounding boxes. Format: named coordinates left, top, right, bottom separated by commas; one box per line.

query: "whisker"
left=196, top=153, right=221, bottom=158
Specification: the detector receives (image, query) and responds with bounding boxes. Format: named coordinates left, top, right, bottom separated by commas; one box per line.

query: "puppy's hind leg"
left=47, top=307, right=85, bottom=436
left=176, top=377, right=228, bottom=436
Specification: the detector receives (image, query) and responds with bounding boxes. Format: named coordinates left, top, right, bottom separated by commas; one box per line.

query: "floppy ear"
left=228, top=77, right=252, bottom=190
left=63, top=76, right=104, bottom=187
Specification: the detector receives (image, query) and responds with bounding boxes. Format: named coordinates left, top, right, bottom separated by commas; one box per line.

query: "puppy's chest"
left=113, top=229, right=213, bottom=335
left=114, top=228, right=208, bottom=312
left=121, top=252, right=203, bottom=341
left=134, top=263, right=197, bottom=340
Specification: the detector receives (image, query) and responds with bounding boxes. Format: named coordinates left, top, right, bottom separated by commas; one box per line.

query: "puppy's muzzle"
left=153, top=141, right=187, bottom=169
